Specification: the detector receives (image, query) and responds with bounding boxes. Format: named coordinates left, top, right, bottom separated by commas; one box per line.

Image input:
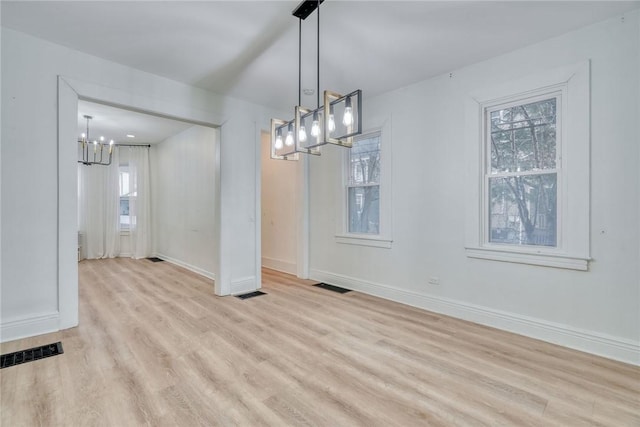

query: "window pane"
left=348, top=186, right=380, bottom=234
left=489, top=173, right=557, bottom=247
left=490, top=98, right=557, bottom=173
left=119, top=168, right=130, bottom=197
left=349, top=134, right=380, bottom=185
left=120, top=197, right=129, bottom=229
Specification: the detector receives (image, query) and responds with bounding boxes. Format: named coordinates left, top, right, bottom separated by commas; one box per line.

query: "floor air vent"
left=314, top=283, right=352, bottom=294
left=147, top=257, right=164, bottom=262
left=1, top=342, right=64, bottom=369
left=236, top=290, right=266, bottom=300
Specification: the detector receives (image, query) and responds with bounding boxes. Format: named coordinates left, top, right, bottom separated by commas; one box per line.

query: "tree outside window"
left=348, top=132, right=381, bottom=234
left=486, top=96, right=559, bottom=247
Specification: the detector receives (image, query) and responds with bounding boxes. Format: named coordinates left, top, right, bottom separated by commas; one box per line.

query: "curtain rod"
left=115, top=144, right=151, bottom=147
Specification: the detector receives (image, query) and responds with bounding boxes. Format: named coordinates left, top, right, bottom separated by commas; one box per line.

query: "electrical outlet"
left=428, top=277, right=440, bottom=285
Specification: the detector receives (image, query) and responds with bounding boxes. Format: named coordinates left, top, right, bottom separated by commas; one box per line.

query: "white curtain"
left=78, top=148, right=120, bottom=259
left=128, top=146, right=151, bottom=259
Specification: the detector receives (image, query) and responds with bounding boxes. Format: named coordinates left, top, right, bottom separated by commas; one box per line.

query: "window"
left=486, top=95, right=559, bottom=248
left=464, top=61, right=590, bottom=270
left=348, top=131, right=381, bottom=234
left=119, top=165, right=132, bottom=230
left=335, top=122, right=392, bottom=249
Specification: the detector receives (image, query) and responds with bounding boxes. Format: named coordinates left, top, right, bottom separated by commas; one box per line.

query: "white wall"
left=1, top=27, right=283, bottom=341
left=151, top=126, right=217, bottom=279
left=309, top=11, right=640, bottom=364
left=261, top=131, right=297, bottom=274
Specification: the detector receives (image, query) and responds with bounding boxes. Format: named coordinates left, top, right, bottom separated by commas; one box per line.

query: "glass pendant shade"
left=311, top=111, right=320, bottom=137
left=298, top=118, right=307, bottom=142
left=328, top=104, right=336, bottom=134
left=285, top=123, right=294, bottom=146
left=342, top=96, right=353, bottom=126
left=274, top=129, right=284, bottom=150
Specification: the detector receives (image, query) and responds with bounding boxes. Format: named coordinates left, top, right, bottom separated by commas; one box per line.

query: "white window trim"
left=464, top=61, right=591, bottom=270
left=335, top=117, right=393, bottom=248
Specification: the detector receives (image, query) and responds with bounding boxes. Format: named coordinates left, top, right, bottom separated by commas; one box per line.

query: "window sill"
left=465, top=246, right=589, bottom=271
left=335, top=234, right=393, bottom=249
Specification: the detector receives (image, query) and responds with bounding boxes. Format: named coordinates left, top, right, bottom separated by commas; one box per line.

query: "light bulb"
left=109, top=140, right=114, bottom=146
left=343, top=108, right=353, bottom=126
left=328, top=104, right=336, bottom=133
left=93, top=140, right=98, bottom=145
left=310, top=111, right=320, bottom=137
left=81, top=133, right=86, bottom=139
left=274, top=130, right=284, bottom=150
left=298, top=119, right=307, bottom=143
left=343, top=96, right=353, bottom=126
left=285, top=123, right=294, bottom=146
left=100, top=136, right=105, bottom=142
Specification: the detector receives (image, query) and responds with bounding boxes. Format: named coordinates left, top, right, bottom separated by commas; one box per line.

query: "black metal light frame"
left=270, top=0, right=362, bottom=159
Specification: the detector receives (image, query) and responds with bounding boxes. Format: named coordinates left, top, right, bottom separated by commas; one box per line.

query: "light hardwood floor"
left=1, top=258, right=638, bottom=426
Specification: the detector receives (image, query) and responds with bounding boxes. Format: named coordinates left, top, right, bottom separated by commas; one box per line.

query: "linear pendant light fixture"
left=271, top=0, right=362, bottom=160
left=77, top=115, right=114, bottom=166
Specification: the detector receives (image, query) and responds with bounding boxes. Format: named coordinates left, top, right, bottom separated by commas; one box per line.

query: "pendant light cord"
left=298, top=18, right=302, bottom=106
left=317, top=0, right=320, bottom=109
left=298, top=2, right=321, bottom=109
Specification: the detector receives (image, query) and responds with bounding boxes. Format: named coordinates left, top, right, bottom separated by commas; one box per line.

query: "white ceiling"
left=77, top=100, right=196, bottom=144
left=3, top=1, right=640, bottom=114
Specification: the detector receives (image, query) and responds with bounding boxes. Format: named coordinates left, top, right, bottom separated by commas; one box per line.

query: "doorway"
left=58, top=78, right=224, bottom=330
left=260, top=131, right=297, bottom=275
left=76, top=100, right=218, bottom=276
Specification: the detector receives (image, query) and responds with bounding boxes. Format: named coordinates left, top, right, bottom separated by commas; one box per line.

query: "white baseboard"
left=310, top=269, right=640, bottom=366
left=261, top=257, right=296, bottom=275
left=231, top=276, right=258, bottom=295
left=1, top=312, right=60, bottom=343
left=154, top=253, right=215, bottom=281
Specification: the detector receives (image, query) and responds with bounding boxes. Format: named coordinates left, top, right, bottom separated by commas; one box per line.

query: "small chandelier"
left=271, top=0, right=362, bottom=160
left=78, top=115, right=114, bottom=166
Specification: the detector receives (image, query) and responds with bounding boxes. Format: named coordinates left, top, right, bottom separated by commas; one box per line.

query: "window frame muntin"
left=481, top=89, right=564, bottom=253
left=345, top=129, right=382, bottom=236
